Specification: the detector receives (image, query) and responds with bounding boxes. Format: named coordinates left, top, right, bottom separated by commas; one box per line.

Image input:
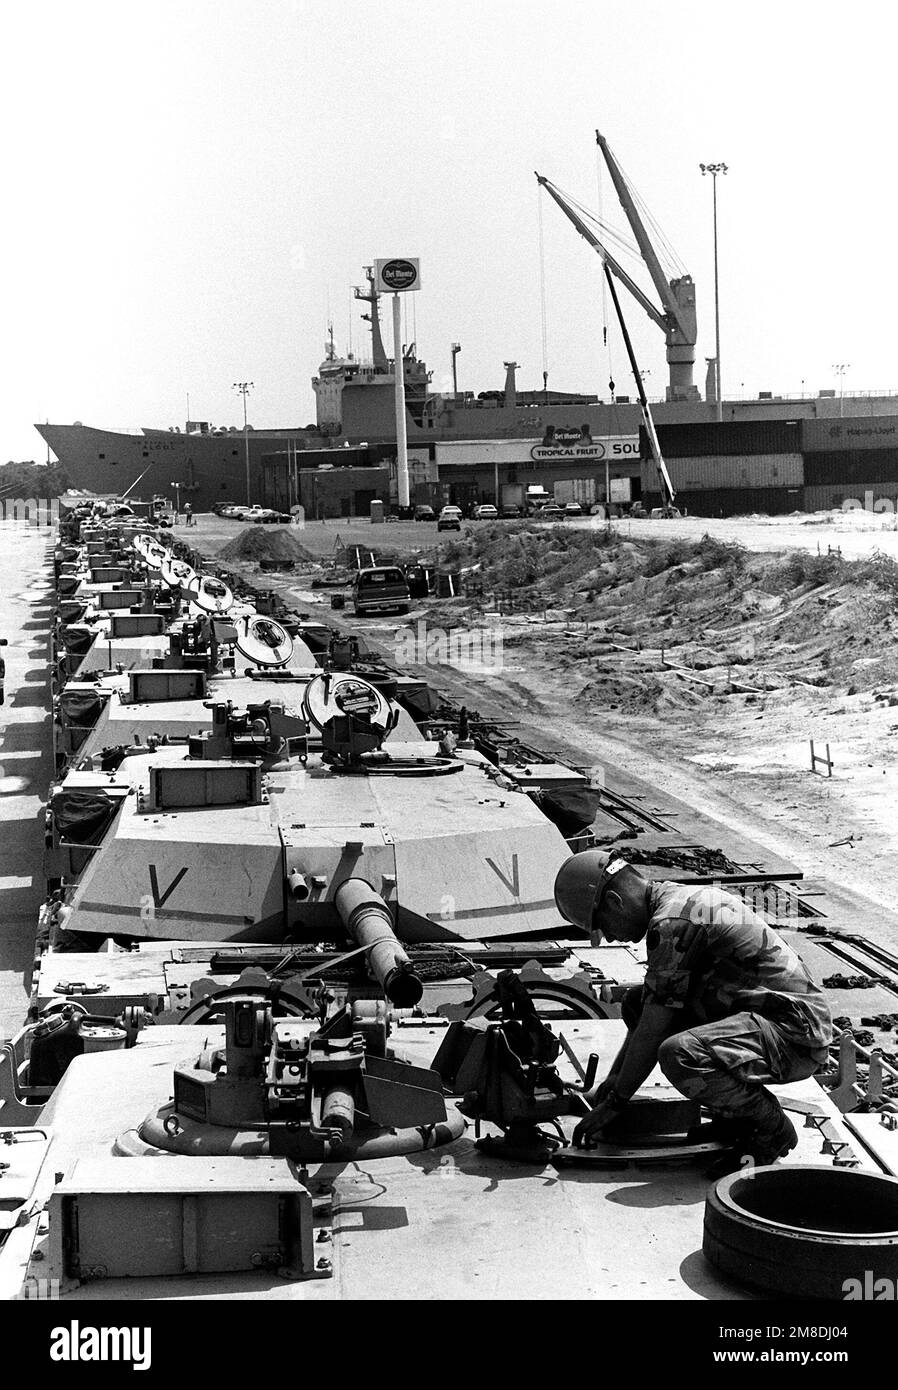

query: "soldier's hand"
left=582, top=1075, right=614, bottom=1108
left=572, top=1099, right=623, bottom=1148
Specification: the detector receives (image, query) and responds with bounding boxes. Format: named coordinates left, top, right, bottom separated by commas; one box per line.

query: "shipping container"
left=641, top=453, right=804, bottom=494
left=801, top=416, right=898, bottom=454
left=802, top=449, right=898, bottom=487
left=803, top=482, right=898, bottom=514
left=554, top=477, right=598, bottom=506
left=642, top=486, right=802, bottom=517
left=642, top=419, right=802, bottom=459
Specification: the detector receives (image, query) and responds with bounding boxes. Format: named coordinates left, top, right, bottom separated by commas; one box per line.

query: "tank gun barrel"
left=334, top=878, right=423, bottom=1007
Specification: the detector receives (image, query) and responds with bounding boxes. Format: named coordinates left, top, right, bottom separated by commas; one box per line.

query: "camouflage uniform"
left=622, top=882, right=832, bottom=1123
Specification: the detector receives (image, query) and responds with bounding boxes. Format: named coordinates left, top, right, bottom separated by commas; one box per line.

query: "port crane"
left=536, top=130, right=698, bottom=403
left=535, top=138, right=679, bottom=508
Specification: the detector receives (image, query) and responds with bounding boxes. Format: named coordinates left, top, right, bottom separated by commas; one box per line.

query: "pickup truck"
left=353, top=567, right=411, bottom=616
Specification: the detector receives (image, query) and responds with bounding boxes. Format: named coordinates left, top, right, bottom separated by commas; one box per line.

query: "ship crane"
left=535, top=130, right=698, bottom=403
left=535, top=148, right=680, bottom=508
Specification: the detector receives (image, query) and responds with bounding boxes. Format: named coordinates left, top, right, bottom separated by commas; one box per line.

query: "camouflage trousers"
left=621, top=986, right=821, bottom=1121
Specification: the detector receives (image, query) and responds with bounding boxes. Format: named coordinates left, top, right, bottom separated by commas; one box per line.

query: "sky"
left=3, top=0, right=898, bottom=461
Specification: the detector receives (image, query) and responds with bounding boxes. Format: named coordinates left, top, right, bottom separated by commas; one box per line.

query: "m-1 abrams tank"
left=0, top=508, right=892, bottom=1303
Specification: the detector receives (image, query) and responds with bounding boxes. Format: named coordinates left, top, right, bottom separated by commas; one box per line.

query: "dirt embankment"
left=453, top=523, right=898, bottom=709
left=430, top=523, right=898, bottom=937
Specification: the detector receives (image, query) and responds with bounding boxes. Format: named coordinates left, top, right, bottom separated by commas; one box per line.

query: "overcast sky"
left=3, top=0, right=897, bottom=461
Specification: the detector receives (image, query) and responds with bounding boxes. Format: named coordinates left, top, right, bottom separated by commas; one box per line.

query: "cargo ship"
left=35, top=264, right=898, bottom=519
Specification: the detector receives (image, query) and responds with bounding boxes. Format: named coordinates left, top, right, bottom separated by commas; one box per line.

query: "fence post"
left=810, top=739, right=833, bottom=777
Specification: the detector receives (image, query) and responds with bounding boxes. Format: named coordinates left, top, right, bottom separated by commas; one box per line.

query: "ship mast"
left=354, top=266, right=389, bottom=371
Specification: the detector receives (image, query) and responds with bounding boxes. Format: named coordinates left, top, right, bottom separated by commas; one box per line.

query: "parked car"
left=533, top=504, right=565, bottom=521
left=650, top=506, right=682, bottom=519
left=471, top=504, right=498, bottom=521
left=500, top=504, right=522, bottom=519
left=437, top=505, right=463, bottom=532
left=629, top=502, right=648, bottom=519
left=563, top=502, right=583, bottom=517
left=413, top=505, right=436, bottom=522
left=353, top=566, right=411, bottom=616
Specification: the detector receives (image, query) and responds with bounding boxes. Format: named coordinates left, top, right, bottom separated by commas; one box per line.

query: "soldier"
left=554, top=850, right=833, bottom=1171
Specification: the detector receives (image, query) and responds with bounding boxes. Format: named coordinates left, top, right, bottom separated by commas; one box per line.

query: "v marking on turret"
left=148, top=864, right=189, bottom=908
left=486, top=854, right=520, bottom=898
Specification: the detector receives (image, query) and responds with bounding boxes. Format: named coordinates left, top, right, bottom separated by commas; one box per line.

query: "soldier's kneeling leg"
left=656, top=1012, right=814, bottom=1126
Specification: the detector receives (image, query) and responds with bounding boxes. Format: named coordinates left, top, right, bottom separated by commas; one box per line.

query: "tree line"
left=0, top=461, right=71, bottom=497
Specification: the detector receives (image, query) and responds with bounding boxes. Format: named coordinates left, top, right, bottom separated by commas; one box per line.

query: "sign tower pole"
left=392, top=292, right=410, bottom=509
left=376, top=258, right=420, bottom=514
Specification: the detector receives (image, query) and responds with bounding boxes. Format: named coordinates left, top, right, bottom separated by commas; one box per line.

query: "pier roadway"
left=0, top=524, right=54, bottom=1035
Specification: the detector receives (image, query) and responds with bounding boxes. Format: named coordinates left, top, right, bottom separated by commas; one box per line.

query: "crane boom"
left=594, top=131, right=698, bottom=401
left=535, top=174, right=667, bottom=333
left=601, top=261, right=676, bottom=508
left=535, top=137, right=699, bottom=401
left=534, top=169, right=675, bottom=506
left=595, top=131, right=687, bottom=334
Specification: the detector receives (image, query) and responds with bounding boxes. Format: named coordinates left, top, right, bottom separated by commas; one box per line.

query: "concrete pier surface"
left=0, top=524, right=53, bottom=1035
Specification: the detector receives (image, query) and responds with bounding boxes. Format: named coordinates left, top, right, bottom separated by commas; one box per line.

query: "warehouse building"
left=260, top=445, right=438, bottom=518
left=433, top=432, right=641, bottom=511
left=259, top=429, right=644, bottom=517
left=177, top=412, right=898, bottom=521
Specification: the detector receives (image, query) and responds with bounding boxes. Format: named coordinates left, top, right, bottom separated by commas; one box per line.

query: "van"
left=525, top=490, right=552, bottom=515
left=353, top=566, right=411, bottom=616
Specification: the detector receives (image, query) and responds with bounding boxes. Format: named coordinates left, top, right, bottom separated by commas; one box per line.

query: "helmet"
left=553, top=850, right=631, bottom=934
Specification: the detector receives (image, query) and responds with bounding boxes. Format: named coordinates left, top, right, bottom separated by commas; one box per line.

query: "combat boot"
left=687, top=1114, right=756, bottom=1146
left=705, top=1092, right=798, bottom=1179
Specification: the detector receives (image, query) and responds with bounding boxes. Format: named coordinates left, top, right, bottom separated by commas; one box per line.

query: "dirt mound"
left=218, top=528, right=315, bottom=564
left=445, top=525, right=898, bottom=708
